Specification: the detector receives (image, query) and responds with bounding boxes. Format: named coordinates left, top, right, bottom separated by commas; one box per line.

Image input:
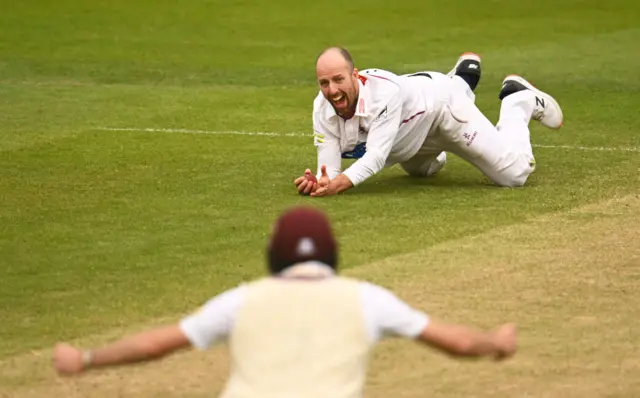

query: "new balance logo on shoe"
left=499, top=75, right=563, bottom=128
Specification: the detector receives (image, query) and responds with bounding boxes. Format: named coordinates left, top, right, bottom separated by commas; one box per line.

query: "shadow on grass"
left=345, top=173, right=506, bottom=196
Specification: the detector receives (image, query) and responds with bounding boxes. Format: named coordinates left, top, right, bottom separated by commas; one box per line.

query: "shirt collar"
left=323, top=75, right=370, bottom=121
left=278, top=261, right=336, bottom=279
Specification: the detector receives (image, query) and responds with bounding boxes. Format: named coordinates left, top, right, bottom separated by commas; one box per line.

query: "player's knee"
left=496, top=176, right=527, bottom=187
left=402, top=152, right=447, bottom=177
left=493, top=162, right=533, bottom=187
left=401, top=165, right=427, bottom=177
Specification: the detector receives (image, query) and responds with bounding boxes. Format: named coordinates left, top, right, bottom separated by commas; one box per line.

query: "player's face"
left=317, top=65, right=359, bottom=119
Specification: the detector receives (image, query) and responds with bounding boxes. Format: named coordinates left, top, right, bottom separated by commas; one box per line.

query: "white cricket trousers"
left=400, top=73, right=537, bottom=187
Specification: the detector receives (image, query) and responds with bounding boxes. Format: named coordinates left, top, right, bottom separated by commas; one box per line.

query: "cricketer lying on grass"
left=53, top=206, right=517, bottom=398
left=294, top=47, right=564, bottom=197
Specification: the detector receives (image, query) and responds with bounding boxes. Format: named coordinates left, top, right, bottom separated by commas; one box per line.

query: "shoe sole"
left=447, top=52, right=481, bottom=77
left=503, top=74, right=564, bottom=129
left=459, top=52, right=481, bottom=63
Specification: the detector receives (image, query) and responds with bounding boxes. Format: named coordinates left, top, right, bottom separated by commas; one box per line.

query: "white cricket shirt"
left=312, top=69, right=448, bottom=186
left=179, top=261, right=429, bottom=349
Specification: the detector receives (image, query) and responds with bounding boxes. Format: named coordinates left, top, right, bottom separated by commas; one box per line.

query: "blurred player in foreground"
left=53, top=206, right=517, bottom=397
left=294, top=47, right=563, bottom=196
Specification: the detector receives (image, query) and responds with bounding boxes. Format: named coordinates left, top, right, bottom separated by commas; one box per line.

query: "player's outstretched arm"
left=364, top=282, right=516, bottom=361
left=417, top=319, right=517, bottom=360
left=53, top=325, right=191, bottom=376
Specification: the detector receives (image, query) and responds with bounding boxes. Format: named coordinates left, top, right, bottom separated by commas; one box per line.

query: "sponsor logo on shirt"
left=374, top=106, right=388, bottom=122
left=463, top=130, right=478, bottom=147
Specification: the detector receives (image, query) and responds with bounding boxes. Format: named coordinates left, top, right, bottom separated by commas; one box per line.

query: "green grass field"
left=1, top=0, right=639, bottom=396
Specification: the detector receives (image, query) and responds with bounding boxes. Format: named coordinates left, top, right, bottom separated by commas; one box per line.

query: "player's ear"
left=353, top=67, right=359, bottom=78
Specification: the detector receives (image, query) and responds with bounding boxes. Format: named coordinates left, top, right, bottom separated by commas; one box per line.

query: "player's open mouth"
left=332, top=94, right=347, bottom=109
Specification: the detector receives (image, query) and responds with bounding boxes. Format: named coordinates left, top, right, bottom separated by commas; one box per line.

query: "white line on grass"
left=98, top=127, right=309, bottom=137
left=97, top=127, right=640, bottom=153
left=532, top=144, right=639, bottom=152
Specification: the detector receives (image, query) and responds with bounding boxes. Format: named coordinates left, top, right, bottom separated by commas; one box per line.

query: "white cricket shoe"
left=499, top=75, right=564, bottom=130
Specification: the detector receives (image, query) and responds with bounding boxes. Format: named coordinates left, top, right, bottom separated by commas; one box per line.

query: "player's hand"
left=491, top=323, right=517, bottom=360
left=317, top=165, right=330, bottom=187
left=53, top=343, right=85, bottom=376
left=294, top=169, right=317, bottom=195
left=310, top=165, right=332, bottom=197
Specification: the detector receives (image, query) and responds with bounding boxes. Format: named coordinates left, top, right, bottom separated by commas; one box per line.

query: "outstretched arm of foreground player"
left=53, top=325, right=191, bottom=376
left=363, top=282, right=517, bottom=360
left=417, top=319, right=517, bottom=360
left=53, top=286, right=245, bottom=376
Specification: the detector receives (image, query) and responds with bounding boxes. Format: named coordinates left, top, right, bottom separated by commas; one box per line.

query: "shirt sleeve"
left=178, top=285, right=246, bottom=350
left=359, top=282, right=429, bottom=342
left=313, top=115, right=343, bottom=180
left=342, top=93, right=403, bottom=186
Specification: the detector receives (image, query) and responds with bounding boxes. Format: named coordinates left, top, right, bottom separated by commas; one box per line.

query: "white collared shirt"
left=179, top=261, right=429, bottom=350
left=312, top=69, right=446, bottom=185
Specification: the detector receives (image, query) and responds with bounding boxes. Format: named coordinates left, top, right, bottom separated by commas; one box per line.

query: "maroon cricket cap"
left=267, top=206, right=338, bottom=274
